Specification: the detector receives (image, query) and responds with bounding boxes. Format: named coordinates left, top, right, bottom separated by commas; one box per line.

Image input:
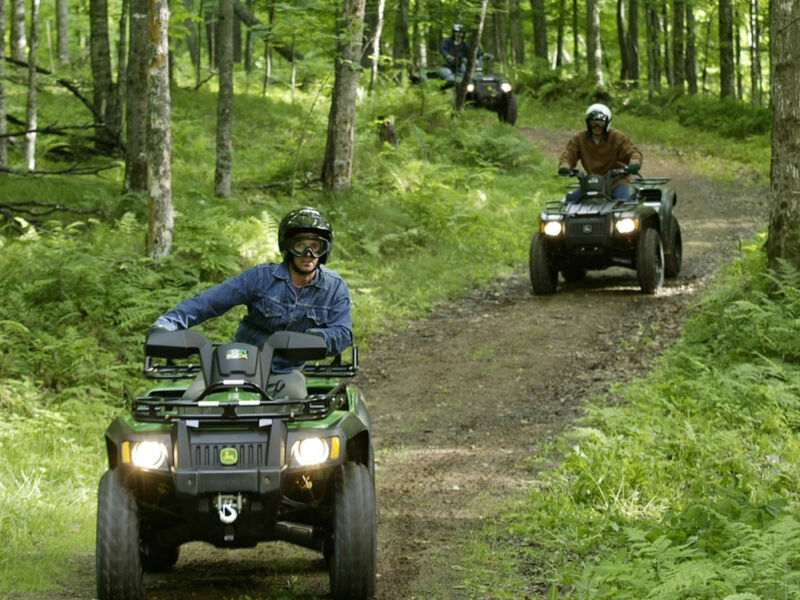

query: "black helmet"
left=452, top=23, right=465, bottom=36
left=278, top=207, right=333, bottom=264
left=585, top=103, right=612, bottom=134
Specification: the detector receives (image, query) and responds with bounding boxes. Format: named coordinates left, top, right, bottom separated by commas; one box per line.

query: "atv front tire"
left=636, top=228, right=664, bottom=294
left=529, top=233, right=558, bottom=295
left=498, top=93, right=518, bottom=125
left=96, top=469, right=143, bottom=600
left=329, top=462, right=376, bottom=600
left=664, top=216, right=682, bottom=278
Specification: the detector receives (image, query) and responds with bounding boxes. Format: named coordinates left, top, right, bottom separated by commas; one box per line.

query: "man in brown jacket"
left=558, top=103, right=643, bottom=202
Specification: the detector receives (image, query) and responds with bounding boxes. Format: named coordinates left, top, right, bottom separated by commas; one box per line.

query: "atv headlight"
left=130, top=441, right=168, bottom=469
left=615, top=217, right=638, bottom=234
left=543, top=220, right=564, bottom=237
left=290, top=437, right=339, bottom=467
left=467, top=82, right=475, bottom=92
left=501, top=82, right=512, bottom=93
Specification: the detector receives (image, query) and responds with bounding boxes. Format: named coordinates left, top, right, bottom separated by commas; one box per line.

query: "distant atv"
left=417, top=57, right=517, bottom=125
left=96, top=330, right=375, bottom=600
left=529, top=167, right=682, bottom=295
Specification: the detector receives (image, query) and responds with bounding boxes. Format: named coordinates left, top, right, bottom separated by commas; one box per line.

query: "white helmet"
left=585, top=103, right=612, bottom=133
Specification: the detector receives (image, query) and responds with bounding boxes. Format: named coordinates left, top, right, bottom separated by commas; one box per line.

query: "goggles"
left=288, top=235, right=331, bottom=258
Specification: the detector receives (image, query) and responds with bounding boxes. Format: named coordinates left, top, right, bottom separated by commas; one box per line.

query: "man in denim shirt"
left=150, top=207, right=352, bottom=399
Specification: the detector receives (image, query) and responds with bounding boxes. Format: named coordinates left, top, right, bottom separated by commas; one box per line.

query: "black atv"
left=416, top=57, right=518, bottom=125
left=96, top=330, right=376, bottom=600
left=529, top=167, right=682, bottom=295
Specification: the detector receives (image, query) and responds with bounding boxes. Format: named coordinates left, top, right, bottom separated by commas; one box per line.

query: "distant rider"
left=149, top=206, right=352, bottom=399
left=438, top=23, right=482, bottom=82
left=557, top=103, right=643, bottom=202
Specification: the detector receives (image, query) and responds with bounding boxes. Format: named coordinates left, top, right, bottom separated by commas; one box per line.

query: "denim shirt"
left=154, top=262, right=353, bottom=372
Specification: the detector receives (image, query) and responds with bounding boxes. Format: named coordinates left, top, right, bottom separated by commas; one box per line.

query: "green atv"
left=96, top=329, right=376, bottom=600
left=529, top=166, right=682, bottom=295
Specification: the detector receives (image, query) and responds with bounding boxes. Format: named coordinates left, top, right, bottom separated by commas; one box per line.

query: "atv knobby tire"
left=664, top=216, right=682, bottom=278
left=329, top=462, right=376, bottom=600
left=498, top=93, right=518, bottom=125
left=636, top=227, right=665, bottom=294
left=529, top=233, right=558, bottom=295
left=96, top=469, right=143, bottom=600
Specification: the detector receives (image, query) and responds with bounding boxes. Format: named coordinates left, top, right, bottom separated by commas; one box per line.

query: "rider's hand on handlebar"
left=628, top=162, right=640, bottom=174
left=558, top=166, right=572, bottom=176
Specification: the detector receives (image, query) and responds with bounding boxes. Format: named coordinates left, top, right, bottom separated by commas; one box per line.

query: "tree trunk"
left=734, top=6, right=742, bottom=99
left=586, top=0, right=604, bottom=87
left=56, top=0, right=69, bottom=64
left=766, top=0, right=800, bottom=270
left=617, top=0, right=630, bottom=82
left=214, top=0, right=234, bottom=197
left=684, top=0, right=697, bottom=94
left=115, top=0, right=129, bottom=146
left=184, top=0, right=200, bottom=81
left=124, top=0, right=148, bottom=194
left=509, top=0, right=525, bottom=66
left=232, top=2, right=303, bottom=62
left=554, top=0, right=565, bottom=67
left=321, top=0, right=366, bottom=191
left=90, top=0, right=118, bottom=152
left=572, top=0, right=579, bottom=71
left=492, top=0, right=508, bottom=71
left=10, top=0, right=27, bottom=62
left=627, top=0, right=640, bottom=86
left=25, top=0, right=40, bottom=172
left=749, top=0, right=762, bottom=105
left=392, top=0, right=410, bottom=67
left=645, top=1, right=661, bottom=94
left=0, top=0, right=7, bottom=167
left=661, top=1, right=671, bottom=86
left=367, top=0, right=385, bottom=93
left=671, top=0, right=684, bottom=91
left=455, top=0, right=489, bottom=111
left=531, top=0, right=547, bottom=62
left=719, top=0, right=735, bottom=98
left=146, top=0, right=173, bottom=259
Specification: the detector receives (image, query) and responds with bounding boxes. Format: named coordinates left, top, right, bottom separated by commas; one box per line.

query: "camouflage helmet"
left=278, top=207, right=333, bottom=264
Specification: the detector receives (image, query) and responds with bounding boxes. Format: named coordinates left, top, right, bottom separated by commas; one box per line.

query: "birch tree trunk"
left=367, top=0, right=385, bottom=93
left=719, top=0, right=735, bottom=98
left=0, top=0, right=7, bottom=167
left=25, top=0, right=40, bottom=172
left=146, top=0, right=173, bottom=259
left=10, top=0, right=27, bottom=62
left=586, top=0, right=604, bottom=87
left=214, top=0, right=234, bottom=197
left=321, top=0, right=366, bottom=191
left=56, top=0, right=69, bottom=64
left=766, top=0, right=800, bottom=270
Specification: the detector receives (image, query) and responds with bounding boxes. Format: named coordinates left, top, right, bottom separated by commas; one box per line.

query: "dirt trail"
left=24, top=128, right=767, bottom=600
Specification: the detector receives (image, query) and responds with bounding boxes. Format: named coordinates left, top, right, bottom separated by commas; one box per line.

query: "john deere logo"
left=220, top=448, right=238, bottom=466
left=582, top=224, right=593, bottom=234
left=226, top=348, right=248, bottom=360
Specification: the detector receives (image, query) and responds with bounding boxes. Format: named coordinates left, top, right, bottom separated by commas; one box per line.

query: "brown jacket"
left=559, top=129, right=643, bottom=187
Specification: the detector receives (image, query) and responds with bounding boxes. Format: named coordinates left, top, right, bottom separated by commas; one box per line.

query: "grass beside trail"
left=0, top=72, right=774, bottom=597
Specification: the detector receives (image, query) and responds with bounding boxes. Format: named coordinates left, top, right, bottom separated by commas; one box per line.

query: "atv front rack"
left=131, top=381, right=348, bottom=423
left=144, top=346, right=359, bottom=380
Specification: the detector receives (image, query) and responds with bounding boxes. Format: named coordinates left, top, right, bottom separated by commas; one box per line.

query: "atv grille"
left=566, top=218, right=606, bottom=236
left=191, top=441, right=269, bottom=468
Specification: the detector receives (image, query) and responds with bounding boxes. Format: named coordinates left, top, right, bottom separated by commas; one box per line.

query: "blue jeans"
left=566, top=183, right=631, bottom=203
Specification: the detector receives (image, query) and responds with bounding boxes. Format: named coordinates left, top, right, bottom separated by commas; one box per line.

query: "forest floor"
left=24, top=127, right=767, bottom=600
